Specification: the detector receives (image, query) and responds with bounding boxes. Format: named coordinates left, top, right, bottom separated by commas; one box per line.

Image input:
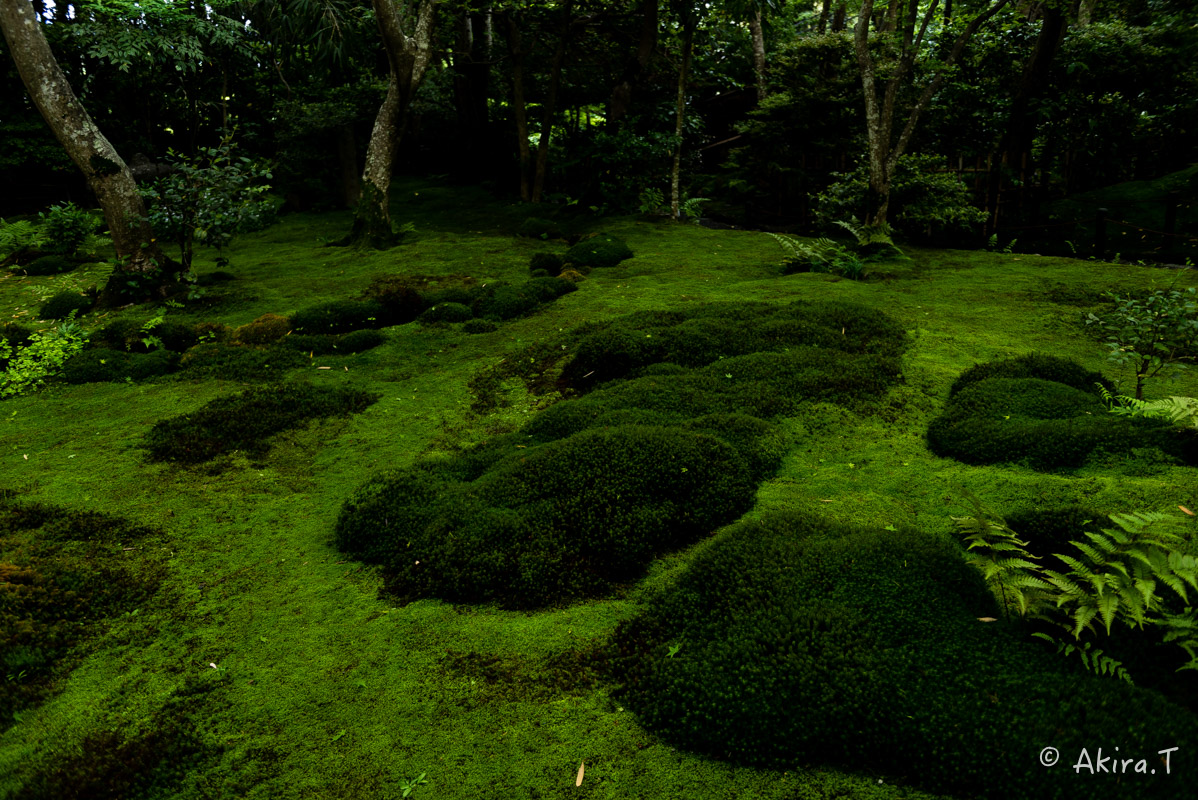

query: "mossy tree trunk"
left=0, top=0, right=171, bottom=304
left=504, top=10, right=532, bottom=202
left=345, top=0, right=437, bottom=249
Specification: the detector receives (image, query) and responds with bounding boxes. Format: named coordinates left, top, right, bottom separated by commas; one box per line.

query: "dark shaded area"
left=609, top=511, right=1198, bottom=800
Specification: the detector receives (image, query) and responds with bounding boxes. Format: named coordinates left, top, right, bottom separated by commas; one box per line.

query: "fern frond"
left=1033, top=632, right=1134, bottom=684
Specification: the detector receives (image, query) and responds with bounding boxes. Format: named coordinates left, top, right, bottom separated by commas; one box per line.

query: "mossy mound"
left=610, top=512, right=1198, bottom=800
left=38, top=291, right=92, bottom=320
left=338, top=299, right=905, bottom=609
left=474, top=277, right=577, bottom=321
left=1, top=498, right=163, bottom=729
left=17, top=255, right=76, bottom=276
left=462, top=319, right=498, bottom=334
left=559, top=300, right=906, bottom=392
left=61, top=349, right=180, bottom=383
left=928, top=362, right=1198, bottom=469
left=335, top=425, right=755, bottom=609
left=949, top=353, right=1114, bottom=397
left=529, top=252, right=564, bottom=276
left=176, top=342, right=309, bottom=381
left=289, top=299, right=386, bottom=334
left=565, top=233, right=632, bottom=268
left=336, top=328, right=386, bottom=353
left=517, top=216, right=564, bottom=240
left=418, top=302, right=474, bottom=324
left=92, top=319, right=201, bottom=353
left=145, top=382, right=380, bottom=463
left=232, top=313, right=291, bottom=345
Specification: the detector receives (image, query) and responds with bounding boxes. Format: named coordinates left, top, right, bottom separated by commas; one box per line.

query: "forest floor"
left=1, top=178, right=1196, bottom=799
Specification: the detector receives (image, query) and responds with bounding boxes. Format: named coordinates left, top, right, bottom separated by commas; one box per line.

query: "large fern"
left=1030, top=633, right=1134, bottom=684
left=1042, top=511, right=1198, bottom=638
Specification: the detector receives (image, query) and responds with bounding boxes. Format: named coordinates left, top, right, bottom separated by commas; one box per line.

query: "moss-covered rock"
left=610, top=512, right=1198, bottom=800
left=336, top=328, right=386, bottom=353
left=529, top=252, right=564, bottom=276
left=565, top=233, right=633, bottom=268
left=418, top=302, right=474, bottom=324
left=518, top=216, right=563, bottom=240
left=144, top=382, right=380, bottom=463
left=474, top=277, right=577, bottom=321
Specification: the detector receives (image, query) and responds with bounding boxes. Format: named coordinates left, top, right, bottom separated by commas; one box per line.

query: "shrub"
left=336, top=329, right=386, bottom=353
left=289, top=299, right=385, bottom=334
left=145, top=382, right=380, bottom=462
left=529, top=252, right=564, bottom=276
left=61, top=349, right=180, bottom=383
left=928, top=375, right=1198, bottom=468
left=518, top=216, right=563, bottom=240
left=418, top=302, right=474, bottom=324
left=38, top=201, right=99, bottom=257
left=335, top=425, right=754, bottom=608
left=610, top=512, right=1198, bottom=800
left=232, top=313, right=291, bottom=345
left=0, top=316, right=88, bottom=397
left=565, top=234, right=633, bottom=268
left=18, top=255, right=75, bottom=276
left=1086, top=288, right=1198, bottom=400
left=38, top=291, right=92, bottom=321
left=176, top=343, right=309, bottom=381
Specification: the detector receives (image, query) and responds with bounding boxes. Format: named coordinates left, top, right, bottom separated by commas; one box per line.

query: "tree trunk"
left=345, top=0, right=437, bottom=248
left=0, top=0, right=170, bottom=304
left=504, top=10, right=532, bottom=201
left=531, top=0, right=577, bottom=203
left=608, top=0, right=657, bottom=126
left=670, top=18, right=695, bottom=219
left=748, top=8, right=767, bottom=104
left=452, top=7, right=491, bottom=177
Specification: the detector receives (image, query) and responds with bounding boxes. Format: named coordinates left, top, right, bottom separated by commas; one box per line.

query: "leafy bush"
left=144, top=382, right=380, bottom=462
left=418, top=302, right=474, bottom=324
left=141, top=133, right=276, bottom=269
left=18, top=255, right=76, bottom=276
left=529, top=252, right=564, bottom=276
left=38, top=202, right=101, bottom=257
left=61, top=349, right=180, bottom=383
left=610, top=511, right=1198, bottom=799
left=1086, top=288, right=1198, bottom=399
left=564, top=234, right=633, bottom=269
left=814, top=153, right=988, bottom=239
left=38, top=291, right=92, bottom=321
left=289, top=299, right=385, bottom=334
left=335, top=425, right=755, bottom=609
left=0, top=316, right=89, bottom=397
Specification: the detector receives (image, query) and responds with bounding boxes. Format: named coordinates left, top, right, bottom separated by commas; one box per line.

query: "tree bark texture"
left=853, top=0, right=1011, bottom=228
left=670, top=18, right=695, bottom=219
left=503, top=10, right=532, bottom=201
left=348, top=0, right=436, bottom=248
left=608, top=0, right=658, bottom=126
left=748, top=9, right=767, bottom=103
left=531, top=0, right=578, bottom=203
left=0, top=0, right=169, bottom=302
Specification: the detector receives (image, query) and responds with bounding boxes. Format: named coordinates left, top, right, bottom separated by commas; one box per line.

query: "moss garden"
left=2, top=179, right=1198, bottom=800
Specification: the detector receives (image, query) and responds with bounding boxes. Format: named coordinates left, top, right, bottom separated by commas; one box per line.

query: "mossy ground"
left=1, top=178, right=1196, bottom=799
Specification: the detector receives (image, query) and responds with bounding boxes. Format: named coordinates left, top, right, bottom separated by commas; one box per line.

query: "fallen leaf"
left=977, top=617, right=998, bottom=623
left=576, top=762, right=584, bottom=787
left=1180, top=505, right=1194, bottom=516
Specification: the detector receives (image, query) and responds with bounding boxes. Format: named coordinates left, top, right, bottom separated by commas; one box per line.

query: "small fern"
left=0, top=219, right=49, bottom=262
left=951, top=496, right=1052, bottom=620
left=1097, top=383, right=1198, bottom=429
left=767, top=233, right=865, bottom=280
left=1031, top=633, right=1133, bottom=684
